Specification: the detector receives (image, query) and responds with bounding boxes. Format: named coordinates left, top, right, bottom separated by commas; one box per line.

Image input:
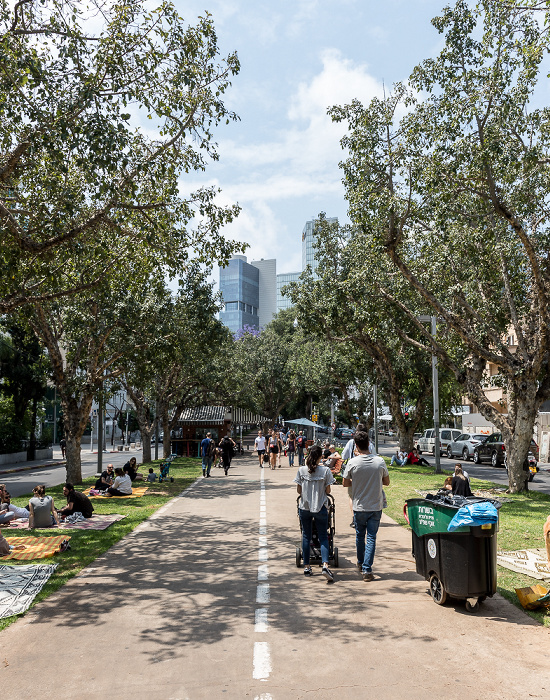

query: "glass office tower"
left=276, top=272, right=300, bottom=313
left=301, top=217, right=337, bottom=279
left=219, top=256, right=260, bottom=334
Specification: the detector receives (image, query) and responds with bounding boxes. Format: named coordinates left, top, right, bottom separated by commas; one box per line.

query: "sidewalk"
left=1, top=454, right=549, bottom=698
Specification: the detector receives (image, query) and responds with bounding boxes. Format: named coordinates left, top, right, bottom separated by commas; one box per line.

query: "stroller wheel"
left=295, top=546, right=302, bottom=568
left=332, top=547, right=339, bottom=568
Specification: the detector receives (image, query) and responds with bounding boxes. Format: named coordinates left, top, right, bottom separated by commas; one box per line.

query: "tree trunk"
left=503, top=385, right=539, bottom=493
left=124, top=385, right=155, bottom=463
left=162, top=411, right=171, bottom=459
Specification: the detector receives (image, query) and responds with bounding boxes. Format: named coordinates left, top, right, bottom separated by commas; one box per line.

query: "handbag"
left=263, top=453, right=270, bottom=463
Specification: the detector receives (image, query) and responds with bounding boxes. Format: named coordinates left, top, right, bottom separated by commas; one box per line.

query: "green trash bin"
left=404, top=497, right=499, bottom=612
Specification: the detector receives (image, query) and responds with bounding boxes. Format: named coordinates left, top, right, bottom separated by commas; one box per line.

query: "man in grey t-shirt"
left=342, top=431, right=390, bottom=581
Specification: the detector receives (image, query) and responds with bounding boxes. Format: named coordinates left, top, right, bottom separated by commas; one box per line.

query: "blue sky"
left=176, top=0, right=448, bottom=275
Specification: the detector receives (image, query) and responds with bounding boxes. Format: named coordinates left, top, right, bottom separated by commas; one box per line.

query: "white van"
left=418, top=428, right=462, bottom=456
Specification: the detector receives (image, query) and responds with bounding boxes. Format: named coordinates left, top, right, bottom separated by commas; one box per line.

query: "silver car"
left=446, top=433, right=486, bottom=461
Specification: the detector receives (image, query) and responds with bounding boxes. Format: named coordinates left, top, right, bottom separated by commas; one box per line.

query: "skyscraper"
left=251, top=258, right=277, bottom=328
left=301, top=217, right=337, bottom=279
left=219, top=256, right=260, bottom=334
left=276, top=272, right=300, bottom=313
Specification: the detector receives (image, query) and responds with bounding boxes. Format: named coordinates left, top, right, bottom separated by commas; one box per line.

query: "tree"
left=0, top=317, right=49, bottom=457
left=286, top=218, right=464, bottom=453
left=122, top=267, right=231, bottom=461
left=0, top=0, right=243, bottom=311
left=330, top=0, right=550, bottom=490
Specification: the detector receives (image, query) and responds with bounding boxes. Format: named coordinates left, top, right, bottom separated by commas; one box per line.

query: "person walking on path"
left=268, top=429, right=282, bottom=470
left=59, top=437, right=66, bottom=459
left=342, top=430, right=390, bottom=582
left=277, top=428, right=286, bottom=467
left=294, top=444, right=336, bottom=581
left=201, top=432, right=215, bottom=478
left=255, top=430, right=267, bottom=468
left=286, top=429, right=296, bottom=467
left=296, top=430, right=307, bottom=466
left=219, top=435, right=236, bottom=476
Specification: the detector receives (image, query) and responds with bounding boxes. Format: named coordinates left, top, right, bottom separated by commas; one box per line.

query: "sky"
left=173, top=0, right=449, bottom=277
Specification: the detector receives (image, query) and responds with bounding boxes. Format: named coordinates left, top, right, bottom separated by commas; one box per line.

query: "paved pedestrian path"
left=1, top=456, right=549, bottom=699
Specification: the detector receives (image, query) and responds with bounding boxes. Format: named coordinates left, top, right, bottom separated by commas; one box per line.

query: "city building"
left=276, top=272, right=300, bottom=313
left=302, top=217, right=337, bottom=279
left=219, top=256, right=260, bottom=334
left=251, top=258, right=277, bottom=328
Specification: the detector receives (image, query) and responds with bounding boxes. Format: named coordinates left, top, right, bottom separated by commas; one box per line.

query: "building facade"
left=219, top=256, right=260, bottom=334
left=301, top=217, right=337, bottom=279
left=251, top=258, right=277, bottom=328
left=276, top=272, right=300, bottom=313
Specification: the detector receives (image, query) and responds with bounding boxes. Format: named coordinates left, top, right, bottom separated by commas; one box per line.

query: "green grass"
left=0, top=456, right=201, bottom=631
left=383, top=460, right=550, bottom=626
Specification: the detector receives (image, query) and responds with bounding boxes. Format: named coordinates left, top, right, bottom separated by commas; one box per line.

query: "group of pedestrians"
left=294, top=428, right=389, bottom=583
left=200, top=433, right=237, bottom=477
left=254, top=428, right=308, bottom=469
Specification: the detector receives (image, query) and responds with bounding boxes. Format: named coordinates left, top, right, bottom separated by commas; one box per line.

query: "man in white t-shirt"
left=254, top=430, right=267, bottom=468
left=343, top=430, right=390, bottom=582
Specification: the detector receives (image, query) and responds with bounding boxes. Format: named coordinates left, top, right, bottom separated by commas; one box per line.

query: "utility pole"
left=418, top=315, right=441, bottom=474
left=373, top=382, right=378, bottom=455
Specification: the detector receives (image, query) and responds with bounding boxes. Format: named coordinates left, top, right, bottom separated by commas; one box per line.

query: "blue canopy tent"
left=285, top=417, right=319, bottom=440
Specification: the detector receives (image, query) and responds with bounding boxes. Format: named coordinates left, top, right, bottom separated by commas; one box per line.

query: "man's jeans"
left=202, top=456, right=212, bottom=476
left=354, top=510, right=382, bottom=573
left=299, top=506, right=329, bottom=565
left=297, top=447, right=305, bottom=466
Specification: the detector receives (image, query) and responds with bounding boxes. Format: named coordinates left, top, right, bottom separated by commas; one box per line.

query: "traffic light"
left=404, top=411, right=409, bottom=419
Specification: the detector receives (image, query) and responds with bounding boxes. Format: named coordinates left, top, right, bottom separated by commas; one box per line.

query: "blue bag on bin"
left=447, top=502, right=498, bottom=531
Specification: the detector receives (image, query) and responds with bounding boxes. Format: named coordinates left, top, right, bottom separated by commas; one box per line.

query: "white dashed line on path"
left=253, top=466, right=272, bottom=683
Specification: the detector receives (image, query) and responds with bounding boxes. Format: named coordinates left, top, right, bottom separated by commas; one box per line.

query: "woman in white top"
left=294, top=445, right=336, bottom=581
left=106, top=468, right=133, bottom=496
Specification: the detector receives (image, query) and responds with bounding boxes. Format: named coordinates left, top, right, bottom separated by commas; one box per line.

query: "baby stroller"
left=159, top=454, right=176, bottom=483
left=295, top=493, right=339, bottom=568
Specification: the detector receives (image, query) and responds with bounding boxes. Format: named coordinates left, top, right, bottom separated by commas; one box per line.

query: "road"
left=0, top=445, right=144, bottom=497
left=2, top=455, right=549, bottom=699
left=332, top=436, right=550, bottom=495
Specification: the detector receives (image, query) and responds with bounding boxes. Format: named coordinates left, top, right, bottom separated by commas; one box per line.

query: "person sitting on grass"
left=390, top=449, right=408, bottom=467
left=146, top=468, right=157, bottom=483
left=0, top=484, right=16, bottom=525
left=106, top=468, right=133, bottom=497
left=94, top=463, right=115, bottom=491
left=29, top=485, right=60, bottom=528
left=323, top=446, right=343, bottom=475
left=452, top=464, right=473, bottom=497
left=2, top=491, right=30, bottom=519
left=58, top=483, right=94, bottom=519
left=123, top=456, right=143, bottom=481
left=406, top=447, right=430, bottom=467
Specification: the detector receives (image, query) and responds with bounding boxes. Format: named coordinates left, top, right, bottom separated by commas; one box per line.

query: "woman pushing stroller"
left=294, top=444, right=335, bottom=582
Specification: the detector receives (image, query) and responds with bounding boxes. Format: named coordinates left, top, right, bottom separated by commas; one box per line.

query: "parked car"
left=150, top=433, right=164, bottom=444
left=474, top=433, right=539, bottom=467
left=446, top=433, right=486, bottom=460
left=316, top=425, right=329, bottom=434
left=417, top=428, right=461, bottom=455
left=413, top=432, right=422, bottom=449
left=438, top=429, right=463, bottom=456
left=334, top=427, right=354, bottom=440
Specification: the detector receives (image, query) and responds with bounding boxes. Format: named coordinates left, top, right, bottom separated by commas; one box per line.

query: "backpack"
left=297, top=435, right=306, bottom=448
left=207, top=439, right=215, bottom=458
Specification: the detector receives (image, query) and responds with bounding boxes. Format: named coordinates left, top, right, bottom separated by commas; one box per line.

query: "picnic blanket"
left=7, top=514, right=126, bottom=531
left=0, top=563, right=57, bottom=619
left=83, top=486, right=149, bottom=499
left=1, top=535, right=71, bottom=561
left=497, top=548, right=550, bottom=580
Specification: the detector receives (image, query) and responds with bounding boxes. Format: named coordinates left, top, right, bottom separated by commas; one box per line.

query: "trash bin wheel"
left=333, top=547, right=339, bottom=568
left=295, top=546, right=302, bottom=568
left=465, top=599, right=480, bottom=613
left=429, top=574, right=447, bottom=605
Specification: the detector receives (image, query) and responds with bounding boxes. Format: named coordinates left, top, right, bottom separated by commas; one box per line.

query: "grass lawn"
left=0, top=456, right=202, bottom=631
left=382, top=460, right=550, bottom=626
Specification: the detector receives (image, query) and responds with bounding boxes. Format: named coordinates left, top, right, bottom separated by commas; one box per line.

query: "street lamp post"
left=373, top=381, right=379, bottom=455
left=418, top=315, right=441, bottom=473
